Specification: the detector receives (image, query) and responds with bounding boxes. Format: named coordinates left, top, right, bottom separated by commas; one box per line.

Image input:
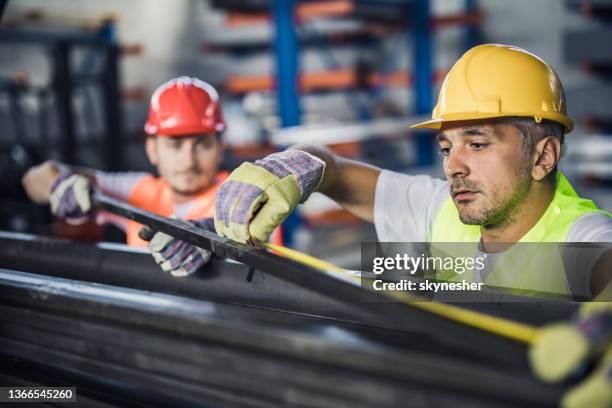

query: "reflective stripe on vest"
left=430, top=172, right=606, bottom=296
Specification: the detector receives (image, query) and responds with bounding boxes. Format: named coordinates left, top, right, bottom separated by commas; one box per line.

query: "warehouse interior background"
left=0, top=0, right=611, bottom=267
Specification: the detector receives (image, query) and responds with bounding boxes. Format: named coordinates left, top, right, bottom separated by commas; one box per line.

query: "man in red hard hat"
left=125, top=76, right=228, bottom=247
left=23, top=76, right=280, bottom=276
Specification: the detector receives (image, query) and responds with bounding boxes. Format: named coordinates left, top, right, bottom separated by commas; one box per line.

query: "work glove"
left=561, top=346, right=612, bottom=408
left=529, top=303, right=612, bottom=408
left=49, top=172, right=93, bottom=222
left=140, top=217, right=215, bottom=278
left=214, top=150, right=325, bottom=243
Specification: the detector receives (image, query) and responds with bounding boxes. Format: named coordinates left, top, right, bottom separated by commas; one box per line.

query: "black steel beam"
left=0, top=0, right=7, bottom=22
left=87, top=194, right=573, bottom=369
left=0, top=231, right=578, bottom=328
left=101, top=44, right=122, bottom=170
left=53, top=41, right=76, bottom=164
left=0, top=28, right=109, bottom=46
left=0, top=270, right=565, bottom=407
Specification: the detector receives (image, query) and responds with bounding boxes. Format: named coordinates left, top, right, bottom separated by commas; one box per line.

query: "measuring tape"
left=266, top=242, right=539, bottom=344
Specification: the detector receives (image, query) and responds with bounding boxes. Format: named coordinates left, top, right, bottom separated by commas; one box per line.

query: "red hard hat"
left=144, top=76, right=226, bottom=136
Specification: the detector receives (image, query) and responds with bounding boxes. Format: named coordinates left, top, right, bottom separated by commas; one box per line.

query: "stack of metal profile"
left=0, top=232, right=573, bottom=407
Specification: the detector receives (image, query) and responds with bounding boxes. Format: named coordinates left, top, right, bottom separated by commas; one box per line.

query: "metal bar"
left=37, top=88, right=51, bottom=148
left=463, top=0, right=481, bottom=51
left=272, top=0, right=302, bottom=247
left=7, top=85, right=30, bottom=145
left=272, top=0, right=301, bottom=128
left=0, top=231, right=577, bottom=327
left=0, top=0, right=7, bottom=21
left=0, top=272, right=565, bottom=406
left=101, top=43, right=123, bottom=170
left=412, top=0, right=433, bottom=115
left=412, top=0, right=436, bottom=166
left=270, top=117, right=428, bottom=146
left=0, top=327, right=391, bottom=408
left=0, top=28, right=109, bottom=46
left=88, top=192, right=535, bottom=362
left=53, top=41, right=77, bottom=165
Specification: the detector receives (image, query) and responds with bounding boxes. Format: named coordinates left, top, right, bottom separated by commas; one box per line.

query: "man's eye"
left=471, top=143, right=488, bottom=150
left=196, top=140, right=212, bottom=149
left=439, top=147, right=450, bottom=156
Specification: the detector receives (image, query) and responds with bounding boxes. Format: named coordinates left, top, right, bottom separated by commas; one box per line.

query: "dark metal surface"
left=0, top=269, right=565, bottom=407
left=0, top=229, right=580, bottom=367
left=101, top=44, right=123, bottom=170
left=0, top=28, right=124, bottom=170
left=0, top=230, right=577, bottom=327
left=0, top=28, right=111, bottom=46
left=53, top=41, right=76, bottom=164
left=0, top=0, right=7, bottom=22
left=0, top=229, right=577, bottom=406
left=91, top=193, right=578, bottom=318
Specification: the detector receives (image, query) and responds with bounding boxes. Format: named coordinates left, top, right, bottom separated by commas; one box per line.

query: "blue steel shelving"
left=264, top=0, right=482, bottom=246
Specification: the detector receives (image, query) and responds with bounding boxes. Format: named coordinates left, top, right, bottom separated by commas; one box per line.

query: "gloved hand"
left=561, top=346, right=612, bottom=408
left=214, top=150, right=325, bottom=243
left=49, top=172, right=93, bottom=222
left=140, top=218, right=215, bottom=277
left=529, top=303, right=612, bottom=408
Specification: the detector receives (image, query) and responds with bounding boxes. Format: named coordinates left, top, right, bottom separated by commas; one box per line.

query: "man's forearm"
left=22, top=161, right=97, bottom=205
left=289, top=144, right=380, bottom=222
left=289, top=144, right=337, bottom=194
left=21, top=161, right=62, bottom=204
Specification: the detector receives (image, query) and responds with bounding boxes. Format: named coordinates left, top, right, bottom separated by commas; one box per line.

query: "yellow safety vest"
left=429, top=172, right=607, bottom=296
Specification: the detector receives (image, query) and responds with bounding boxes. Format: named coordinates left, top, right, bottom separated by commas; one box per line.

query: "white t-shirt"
left=373, top=170, right=612, bottom=298
left=374, top=169, right=612, bottom=243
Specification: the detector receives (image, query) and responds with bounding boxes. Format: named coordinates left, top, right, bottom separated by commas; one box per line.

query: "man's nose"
left=444, top=147, right=470, bottom=179
left=179, top=143, right=197, bottom=167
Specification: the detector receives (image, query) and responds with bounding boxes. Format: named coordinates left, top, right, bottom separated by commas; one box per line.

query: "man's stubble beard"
left=455, top=164, right=532, bottom=227
left=170, top=173, right=214, bottom=197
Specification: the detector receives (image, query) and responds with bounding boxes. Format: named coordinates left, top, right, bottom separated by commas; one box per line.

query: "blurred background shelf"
left=0, top=0, right=611, bottom=262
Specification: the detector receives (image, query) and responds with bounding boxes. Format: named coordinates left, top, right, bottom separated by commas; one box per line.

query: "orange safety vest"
left=125, top=171, right=283, bottom=247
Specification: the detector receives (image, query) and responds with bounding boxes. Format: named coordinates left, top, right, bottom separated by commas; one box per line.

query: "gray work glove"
left=214, top=150, right=325, bottom=243
left=140, top=218, right=215, bottom=277
left=49, top=172, right=92, bottom=222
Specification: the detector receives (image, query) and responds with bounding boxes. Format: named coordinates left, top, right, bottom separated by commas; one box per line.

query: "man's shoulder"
left=378, top=170, right=450, bottom=209
left=568, top=212, right=612, bottom=242
left=378, top=169, right=448, bottom=194
left=374, top=170, right=450, bottom=242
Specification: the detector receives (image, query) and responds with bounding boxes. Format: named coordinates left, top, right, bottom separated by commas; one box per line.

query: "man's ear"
left=532, top=136, right=561, bottom=181
left=145, top=137, right=158, bottom=166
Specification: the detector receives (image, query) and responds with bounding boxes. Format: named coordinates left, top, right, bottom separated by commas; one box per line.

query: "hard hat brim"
left=410, top=112, right=573, bottom=133
left=410, top=118, right=443, bottom=130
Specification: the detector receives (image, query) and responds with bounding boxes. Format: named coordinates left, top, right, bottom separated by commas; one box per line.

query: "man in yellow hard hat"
left=209, top=43, right=612, bottom=408
left=210, top=43, right=611, bottom=298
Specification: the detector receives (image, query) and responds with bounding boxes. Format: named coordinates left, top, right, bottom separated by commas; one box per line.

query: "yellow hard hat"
left=411, top=44, right=573, bottom=133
